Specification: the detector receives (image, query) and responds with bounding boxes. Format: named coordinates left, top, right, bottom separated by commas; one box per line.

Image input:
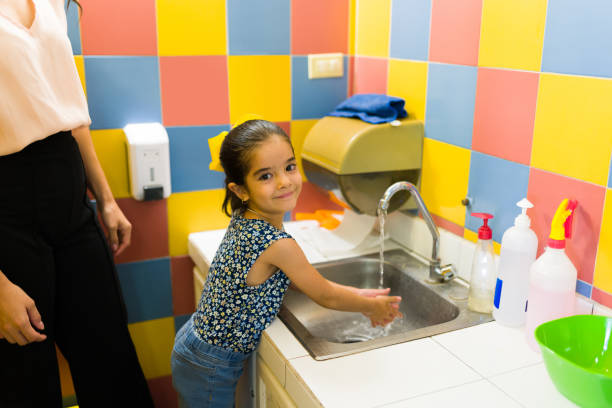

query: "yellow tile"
left=420, top=138, right=470, bottom=227
left=594, top=189, right=612, bottom=293
left=463, top=228, right=501, bottom=254
left=532, top=74, right=612, bottom=186
left=348, top=0, right=357, bottom=55
left=157, top=0, right=226, bottom=56
left=290, top=119, right=318, bottom=180
left=74, top=56, right=86, bottom=97
left=228, top=56, right=291, bottom=123
left=90, top=129, right=130, bottom=199
left=168, top=189, right=230, bottom=256
left=478, top=0, right=547, bottom=71
left=355, top=0, right=391, bottom=57
left=128, top=317, right=175, bottom=378
left=388, top=59, right=428, bottom=121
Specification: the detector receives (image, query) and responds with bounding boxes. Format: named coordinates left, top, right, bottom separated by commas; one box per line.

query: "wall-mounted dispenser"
left=124, top=122, right=171, bottom=201
left=300, top=116, right=423, bottom=216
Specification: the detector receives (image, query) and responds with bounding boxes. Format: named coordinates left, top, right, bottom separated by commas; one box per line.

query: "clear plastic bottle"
left=468, top=213, right=497, bottom=314
left=525, top=199, right=578, bottom=351
left=492, top=199, right=538, bottom=327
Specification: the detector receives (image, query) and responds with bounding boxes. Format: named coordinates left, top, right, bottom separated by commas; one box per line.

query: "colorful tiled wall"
left=351, top=0, right=611, bottom=306
left=60, top=0, right=612, bottom=406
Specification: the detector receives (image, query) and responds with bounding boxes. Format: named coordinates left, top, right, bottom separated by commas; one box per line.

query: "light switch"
left=308, top=53, right=343, bottom=79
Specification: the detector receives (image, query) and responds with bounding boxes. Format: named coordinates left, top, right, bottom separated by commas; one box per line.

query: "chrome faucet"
left=378, top=181, right=455, bottom=283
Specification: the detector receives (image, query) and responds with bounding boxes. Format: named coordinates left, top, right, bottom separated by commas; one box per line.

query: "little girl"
left=171, top=119, right=402, bottom=407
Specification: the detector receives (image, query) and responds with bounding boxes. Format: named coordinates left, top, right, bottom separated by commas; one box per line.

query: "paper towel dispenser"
left=300, top=116, right=423, bottom=216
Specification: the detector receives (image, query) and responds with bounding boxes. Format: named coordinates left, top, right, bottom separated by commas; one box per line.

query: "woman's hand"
left=0, top=278, right=46, bottom=345
left=364, top=295, right=402, bottom=327
left=99, top=200, right=132, bottom=255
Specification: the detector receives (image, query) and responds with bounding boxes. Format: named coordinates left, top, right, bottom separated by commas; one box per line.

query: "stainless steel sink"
left=278, top=248, right=492, bottom=360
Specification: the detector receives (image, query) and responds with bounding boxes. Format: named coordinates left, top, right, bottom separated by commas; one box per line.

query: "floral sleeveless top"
left=193, top=214, right=292, bottom=353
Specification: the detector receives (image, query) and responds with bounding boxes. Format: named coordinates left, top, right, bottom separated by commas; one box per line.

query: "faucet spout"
left=378, top=181, right=454, bottom=283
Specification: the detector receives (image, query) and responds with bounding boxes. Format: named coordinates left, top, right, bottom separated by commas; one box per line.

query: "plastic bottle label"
left=493, top=278, right=503, bottom=309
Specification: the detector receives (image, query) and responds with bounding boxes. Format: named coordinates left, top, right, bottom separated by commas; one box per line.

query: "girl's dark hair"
left=219, top=120, right=292, bottom=216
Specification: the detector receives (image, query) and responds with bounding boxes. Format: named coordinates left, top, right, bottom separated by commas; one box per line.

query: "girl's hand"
left=364, top=295, right=402, bottom=327
left=357, top=287, right=391, bottom=298
left=0, top=279, right=46, bottom=345
left=99, top=201, right=132, bottom=255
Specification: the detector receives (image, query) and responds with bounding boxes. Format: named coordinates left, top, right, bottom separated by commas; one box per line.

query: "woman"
left=0, top=0, right=154, bottom=406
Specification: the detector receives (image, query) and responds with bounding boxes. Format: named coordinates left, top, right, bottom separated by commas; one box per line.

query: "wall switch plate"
left=307, top=53, right=344, bottom=79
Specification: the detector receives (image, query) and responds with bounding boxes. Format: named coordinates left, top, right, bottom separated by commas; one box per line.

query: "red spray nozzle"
left=471, top=212, right=494, bottom=240
left=564, top=200, right=578, bottom=239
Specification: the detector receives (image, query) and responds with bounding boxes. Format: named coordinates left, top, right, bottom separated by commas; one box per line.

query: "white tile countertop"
left=187, top=216, right=609, bottom=408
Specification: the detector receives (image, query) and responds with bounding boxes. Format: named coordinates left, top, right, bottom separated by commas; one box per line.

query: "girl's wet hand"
left=357, top=287, right=391, bottom=297
left=365, top=295, right=402, bottom=327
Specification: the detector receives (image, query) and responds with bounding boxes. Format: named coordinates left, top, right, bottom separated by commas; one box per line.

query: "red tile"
left=353, top=57, right=388, bottom=95
left=291, top=181, right=344, bottom=220
left=527, top=168, right=606, bottom=284
left=429, top=0, right=482, bottom=65
left=113, top=198, right=169, bottom=264
left=160, top=56, right=230, bottom=126
left=592, top=287, right=612, bottom=309
left=80, top=0, right=157, bottom=55
left=171, top=256, right=196, bottom=315
left=472, top=68, right=539, bottom=165
left=431, top=213, right=464, bottom=237
left=148, top=376, right=178, bottom=408
left=291, top=0, right=349, bottom=54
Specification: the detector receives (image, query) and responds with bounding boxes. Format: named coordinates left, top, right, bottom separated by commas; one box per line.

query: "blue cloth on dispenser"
left=327, top=94, right=408, bottom=124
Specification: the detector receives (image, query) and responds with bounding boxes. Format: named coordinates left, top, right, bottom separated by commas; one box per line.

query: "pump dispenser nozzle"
left=471, top=213, right=493, bottom=240
left=515, top=198, right=533, bottom=227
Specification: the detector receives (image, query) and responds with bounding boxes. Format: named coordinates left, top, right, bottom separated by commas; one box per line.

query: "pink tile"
left=160, top=56, right=229, bottom=126
left=171, top=256, right=196, bottom=315
left=80, top=0, right=157, bottom=55
left=431, top=213, right=464, bottom=237
left=291, top=0, right=349, bottom=54
left=291, top=181, right=344, bottom=220
left=527, top=168, right=606, bottom=284
left=472, top=68, right=539, bottom=165
left=429, top=0, right=482, bottom=65
left=592, top=287, right=612, bottom=309
left=353, top=57, right=388, bottom=95
left=347, top=55, right=355, bottom=97
left=148, top=376, right=178, bottom=408
left=275, top=122, right=291, bottom=137
left=113, top=198, right=169, bottom=264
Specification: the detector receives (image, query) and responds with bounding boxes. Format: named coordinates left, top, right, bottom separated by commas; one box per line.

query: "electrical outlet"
left=308, top=53, right=344, bottom=79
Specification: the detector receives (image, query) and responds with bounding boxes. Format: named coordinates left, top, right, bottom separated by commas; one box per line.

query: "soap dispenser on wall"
left=124, top=123, right=172, bottom=201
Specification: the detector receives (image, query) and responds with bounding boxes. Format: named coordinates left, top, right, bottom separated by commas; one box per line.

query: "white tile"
left=264, top=319, right=308, bottom=360
left=574, top=294, right=594, bottom=315
left=289, top=338, right=480, bottom=408
left=439, top=229, right=462, bottom=274
left=458, top=239, right=476, bottom=281
left=593, top=301, right=612, bottom=318
left=285, top=363, right=323, bottom=408
left=380, top=380, right=521, bottom=408
left=489, top=363, right=579, bottom=408
left=432, top=321, right=542, bottom=377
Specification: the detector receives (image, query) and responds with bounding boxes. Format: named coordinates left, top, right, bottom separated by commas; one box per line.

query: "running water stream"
left=378, top=207, right=387, bottom=288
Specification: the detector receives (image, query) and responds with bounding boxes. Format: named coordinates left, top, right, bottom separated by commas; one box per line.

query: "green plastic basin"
left=535, top=314, right=612, bottom=408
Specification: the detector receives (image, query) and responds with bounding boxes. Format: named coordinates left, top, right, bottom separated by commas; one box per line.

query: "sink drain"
left=339, top=334, right=374, bottom=343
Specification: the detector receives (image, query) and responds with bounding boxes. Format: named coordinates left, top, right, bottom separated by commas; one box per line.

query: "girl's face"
left=234, top=134, right=302, bottom=224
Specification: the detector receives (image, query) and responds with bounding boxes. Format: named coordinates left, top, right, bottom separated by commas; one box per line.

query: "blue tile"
left=116, top=258, right=173, bottom=323
left=542, top=0, right=612, bottom=78
left=84, top=56, right=161, bottom=130
left=65, top=0, right=81, bottom=55
left=168, top=125, right=228, bottom=193
left=576, top=280, right=593, bottom=298
left=174, top=315, right=191, bottom=333
left=291, top=56, right=348, bottom=120
left=465, top=152, right=530, bottom=243
left=227, top=0, right=290, bottom=55
left=608, top=153, right=612, bottom=188
left=425, top=63, right=477, bottom=149
left=390, top=0, right=432, bottom=60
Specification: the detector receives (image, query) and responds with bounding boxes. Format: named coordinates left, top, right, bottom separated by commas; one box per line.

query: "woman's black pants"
left=0, top=132, right=154, bottom=407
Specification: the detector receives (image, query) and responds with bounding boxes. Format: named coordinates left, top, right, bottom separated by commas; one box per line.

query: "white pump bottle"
left=492, top=198, right=538, bottom=327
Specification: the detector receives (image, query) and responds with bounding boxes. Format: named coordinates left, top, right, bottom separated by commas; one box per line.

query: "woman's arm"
left=71, top=125, right=131, bottom=255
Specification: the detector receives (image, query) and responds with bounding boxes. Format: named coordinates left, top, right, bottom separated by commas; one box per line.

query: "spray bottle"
left=525, top=198, right=578, bottom=351
left=492, top=199, right=538, bottom=327
left=468, top=213, right=497, bottom=313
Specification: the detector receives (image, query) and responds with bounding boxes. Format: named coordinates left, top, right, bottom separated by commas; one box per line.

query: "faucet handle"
left=439, top=264, right=456, bottom=281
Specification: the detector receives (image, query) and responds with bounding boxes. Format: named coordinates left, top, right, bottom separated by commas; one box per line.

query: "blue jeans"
left=171, top=317, right=251, bottom=408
